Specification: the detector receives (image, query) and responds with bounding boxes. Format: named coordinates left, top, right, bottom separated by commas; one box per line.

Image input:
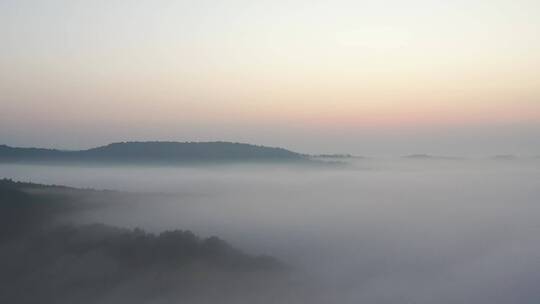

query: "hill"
left=0, top=141, right=306, bottom=164
left=0, top=179, right=290, bottom=304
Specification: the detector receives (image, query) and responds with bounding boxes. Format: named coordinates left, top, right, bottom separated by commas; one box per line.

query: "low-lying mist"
left=1, top=158, right=539, bottom=303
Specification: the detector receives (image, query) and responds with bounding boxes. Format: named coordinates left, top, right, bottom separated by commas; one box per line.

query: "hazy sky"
left=1, top=0, right=539, bottom=155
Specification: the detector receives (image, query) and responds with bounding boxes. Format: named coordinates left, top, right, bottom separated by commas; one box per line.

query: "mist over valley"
left=1, top=149, right=539, bottom=303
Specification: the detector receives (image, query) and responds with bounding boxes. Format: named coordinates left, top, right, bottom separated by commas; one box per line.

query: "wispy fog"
left=1, top=159, right=539, bottom=303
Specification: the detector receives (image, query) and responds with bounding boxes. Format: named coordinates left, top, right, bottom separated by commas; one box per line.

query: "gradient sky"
left=1, top=0, right=539, bottom=155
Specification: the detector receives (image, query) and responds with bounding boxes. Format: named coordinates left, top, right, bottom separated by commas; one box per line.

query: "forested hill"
left=0, top=141, right=306, bottom=164
left=0, top=179, right=289, bottom=304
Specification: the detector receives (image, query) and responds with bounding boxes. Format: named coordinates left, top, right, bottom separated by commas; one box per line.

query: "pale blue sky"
left=1, top=0, right=539, bottom=155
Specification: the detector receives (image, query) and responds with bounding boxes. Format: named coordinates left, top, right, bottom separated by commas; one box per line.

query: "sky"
left=1, top=0, right=539, bottom=156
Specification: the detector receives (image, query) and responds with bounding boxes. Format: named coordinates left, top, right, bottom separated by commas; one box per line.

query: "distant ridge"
left=403, top=154, right=432, bottom=159
left=491, top=154, right=517, bottom=160
left=403, top=154, right=463, bottom=160
left=0, top=141, right=307, bottom=164
left=312, top=154, right=363, bottom=159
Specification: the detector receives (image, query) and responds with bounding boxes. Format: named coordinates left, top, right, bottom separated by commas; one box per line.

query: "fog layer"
left=1, top=159, right=539, bottom=303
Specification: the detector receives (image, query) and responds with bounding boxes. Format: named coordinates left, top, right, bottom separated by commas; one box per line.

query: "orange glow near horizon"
left=1, top=0, right=539, bottom=152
